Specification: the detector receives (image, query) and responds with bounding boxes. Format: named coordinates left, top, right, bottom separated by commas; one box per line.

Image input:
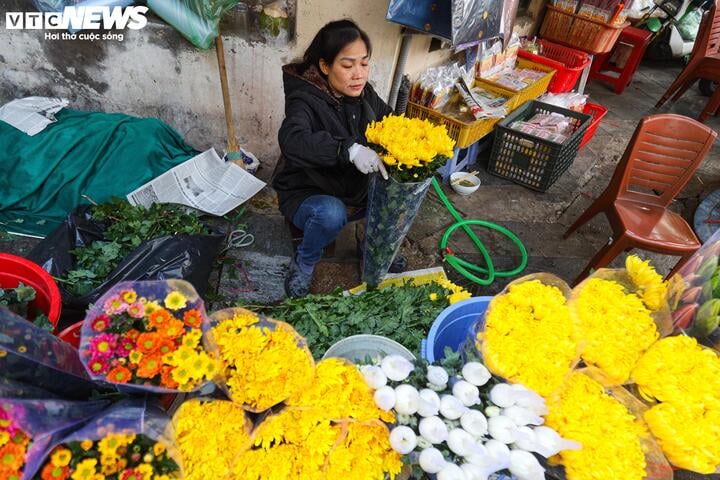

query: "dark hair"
left=302, top=20, right=372, bottom=73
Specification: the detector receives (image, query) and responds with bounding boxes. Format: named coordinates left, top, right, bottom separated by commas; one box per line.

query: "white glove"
left=348, top=143, right=389, bottom=179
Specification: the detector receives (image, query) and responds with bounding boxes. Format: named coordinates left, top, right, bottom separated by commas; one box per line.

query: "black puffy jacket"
left=272, top=62, right=394, bottom=220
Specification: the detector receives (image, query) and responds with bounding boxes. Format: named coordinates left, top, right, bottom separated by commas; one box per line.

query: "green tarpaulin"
left=0, top=109, right=198, bottom=236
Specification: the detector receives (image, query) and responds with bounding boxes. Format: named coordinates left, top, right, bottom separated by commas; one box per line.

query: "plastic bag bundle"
left=79, top=280, right=220, bottom=394
left=0, top=398, right=107, bottom=480
left=29, top=399, right=182, bottom=480
left=668, top=228, right=720, bottom=349
left=568, top=258, right=672, bottom=385
left=147, top=0, right=240, bottom=49
left=472, top=273, right=580, bottom=397
left=0, top=308, right=101, bottom=400
left=208, top=307, right=315, bottom=412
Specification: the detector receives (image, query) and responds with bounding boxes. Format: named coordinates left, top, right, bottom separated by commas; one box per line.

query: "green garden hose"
left=432, top=177, right=528, bottom=286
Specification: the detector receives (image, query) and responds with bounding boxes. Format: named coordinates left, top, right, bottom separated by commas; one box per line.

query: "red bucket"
left=58, top=321, right=82, bottom=348
left=0, top=253, right=61, bottom=330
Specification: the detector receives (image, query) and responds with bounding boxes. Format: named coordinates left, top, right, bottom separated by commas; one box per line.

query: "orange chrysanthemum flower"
left=125, top=329, right=141, bottom=341
left=136, top=333, right=162, bottom=354
left=136, top=354, right=163, bottom=379
left=183, top=309, right=202, bottom=328
left=41, top=463, right=70, bottom=480
left=0, top=442, right=25, bottom=470
left=158, top=318, right=185, bottom=340
left=148, top=309, right=172, bottom=329
left=107, top=365, right=132, bottom=384
left=156, top=338, right=176, bottom=356
left=160, top=366, right=178, bottom=389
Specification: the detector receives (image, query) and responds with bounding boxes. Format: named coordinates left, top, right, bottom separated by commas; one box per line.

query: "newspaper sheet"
left=126, top=148, right=266, bottom=216
left=0, top=97, right=69, bottom=136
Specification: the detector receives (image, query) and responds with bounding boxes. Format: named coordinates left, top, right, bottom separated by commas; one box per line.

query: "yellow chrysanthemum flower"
left=50, top=447, right=72, bottom=467
left=163, top=291, right=187, bottom=311
left=71, top=458, right=98, bottom=480
left=480, top=279, right=578, bottom=396
left=571, top=277, right=659, bottom=384
left=625, top=255, right=668, bottom=311
left=546, top=372, right=647, bottom=480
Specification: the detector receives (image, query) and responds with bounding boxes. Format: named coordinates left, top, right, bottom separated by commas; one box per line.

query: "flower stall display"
left=475, top=274, right=579, bottom=397
left=669, top=228, right=720, bottom=348
left=208, top=307, right=315, bottom=412
left=0, top=399, right=107, bottom=480
left=172, top=400, right=252, bottom=480
left=361, top=115, right=455, bottom=287
left=631, top=335, right=720, bottom=473
left=31, top=400, right=181, bottom=480
left=230, top=358, right=402, bottom=480
left=569, top=256, right=671, bottom=385
left=79, top=280, right=219, bottom=393
left=544, top=370, right=671, bottom=480
left=362, top=351, right=581, bottom=480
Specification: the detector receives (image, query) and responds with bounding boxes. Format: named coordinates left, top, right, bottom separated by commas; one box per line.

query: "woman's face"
left=320, top=38, right=369, bottom=97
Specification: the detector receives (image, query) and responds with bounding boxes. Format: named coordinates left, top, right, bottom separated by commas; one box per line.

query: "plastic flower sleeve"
left=208, top=307, right=315, bottom=412
left=669, top=228, right=720, bottom=349
left=471, top=273, right=580, bottom=398
left=172, top=398, right=253, bottom=480
left=569, top=266, right=672, bottom=385
left=30, top=398, right=183, bottom=480
left=79, top=280, right=221, bottom=394
left=0, top=378, right=59, bottom=399
left=362, top=175, right=433, bottom=288
left=0, top=308, right=102, bottom=400
left=545, top=368, right=673, bottom=480
left=1, top=398, right=108, bottom=480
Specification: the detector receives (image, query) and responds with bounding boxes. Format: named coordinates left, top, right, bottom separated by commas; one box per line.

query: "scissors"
left=227, top=229, right=254, bottom=249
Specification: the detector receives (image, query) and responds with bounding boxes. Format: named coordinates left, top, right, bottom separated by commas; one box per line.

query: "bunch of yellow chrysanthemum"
left=210, top=309, right=315, bottom=411
left=231, top=359, right=402, bottom=480
left=545, top=372, right=649, bottom=480
left=632, top=335, right=720, bottom=473
left=571, top=277, right=660, bottom=385
left=173, top=400, right=252, bottom=480
left=479, top=277, right=579, bottom=397
left=365, top=115, right=454, bottom=178
left=626, top=255, right=669, bottom=311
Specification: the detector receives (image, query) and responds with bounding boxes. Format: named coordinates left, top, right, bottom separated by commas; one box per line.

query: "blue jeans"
left=292, top=195, right=349, bottom=274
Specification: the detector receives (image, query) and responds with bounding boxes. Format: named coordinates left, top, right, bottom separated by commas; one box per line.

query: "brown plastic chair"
left=564, top=114, right=717, bottom=284
left=656, top=0, right=720, bottom=122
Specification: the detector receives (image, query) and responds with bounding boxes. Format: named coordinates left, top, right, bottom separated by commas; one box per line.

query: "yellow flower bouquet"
left=568, top=256, right=672, bottom=385
left=172, top=399, right=252, bottom=480
left=631, top=335, right=720, bottom=473
left=476, top=274, right=580, bottom=397
left=365, top=115, right=455, bottom=183
left=545, top=369, right=672, bottom=480
left=230, top=358, right=402, bottom=480
left=361, top=116, right=455, bottom=287
left=208, top=308, right=315, bottom=412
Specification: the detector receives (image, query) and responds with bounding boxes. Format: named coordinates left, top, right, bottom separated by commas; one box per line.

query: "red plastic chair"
left=564, top=114, right=717, bottom=284
left=656, top=0, right=720, bottom=121
left=590, top=26, right=653, bottom=95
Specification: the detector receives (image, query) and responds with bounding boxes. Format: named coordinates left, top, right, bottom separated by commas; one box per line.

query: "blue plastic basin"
left=421, top=296, right=493, bottom=363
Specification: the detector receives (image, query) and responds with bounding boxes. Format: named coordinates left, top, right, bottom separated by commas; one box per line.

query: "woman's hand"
left=349, top=143, right=389, bottom=179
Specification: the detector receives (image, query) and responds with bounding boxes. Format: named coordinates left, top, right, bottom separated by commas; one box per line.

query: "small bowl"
left=450, top=173, right=481, bottom=196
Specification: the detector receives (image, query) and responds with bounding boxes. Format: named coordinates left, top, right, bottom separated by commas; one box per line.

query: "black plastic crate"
left=488, top=100, right=592, bottom=192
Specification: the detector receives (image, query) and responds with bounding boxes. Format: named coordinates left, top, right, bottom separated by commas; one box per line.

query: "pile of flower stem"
left=61, top=199, right=208, bottom=297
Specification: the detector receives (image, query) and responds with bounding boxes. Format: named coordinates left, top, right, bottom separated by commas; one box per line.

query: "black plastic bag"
left=27, top=206, right=224, bottom=329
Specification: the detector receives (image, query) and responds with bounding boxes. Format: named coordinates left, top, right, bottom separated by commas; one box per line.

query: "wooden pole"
left=215, top=30, right=242, bottom=162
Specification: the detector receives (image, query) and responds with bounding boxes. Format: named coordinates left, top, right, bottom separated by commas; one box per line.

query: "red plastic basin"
left=58, top=321, right=82, bottom=348
left=0, top=252, right=61, bottom=330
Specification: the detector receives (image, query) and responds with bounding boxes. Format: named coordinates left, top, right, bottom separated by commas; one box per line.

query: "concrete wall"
left=0, top=0, right=454, bottom=178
